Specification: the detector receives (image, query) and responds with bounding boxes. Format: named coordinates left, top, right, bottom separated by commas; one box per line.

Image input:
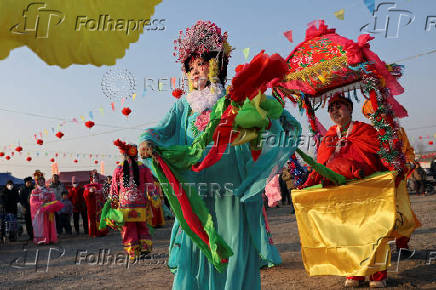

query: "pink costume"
left=30, top=186, right=63, bottom=244
left=110, top=161, right=154, bottom=258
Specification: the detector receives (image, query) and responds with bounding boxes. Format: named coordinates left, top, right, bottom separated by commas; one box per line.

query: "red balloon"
left=172, top=89, right=184, bottom=99
left=26, top=157, right=32, bottom=162
left=36, top=139, right=44, bottom=145
left=56, top=131, right=64, bottom=139
left=15, top=146, right=23, bottom=152
left=122, top=107, right=132, bottom=117
left=85, top=121, right=95, bottom=129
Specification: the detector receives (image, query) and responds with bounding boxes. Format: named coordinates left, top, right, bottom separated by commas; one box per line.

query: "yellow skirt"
left=292, top=171, right=418, bottom=277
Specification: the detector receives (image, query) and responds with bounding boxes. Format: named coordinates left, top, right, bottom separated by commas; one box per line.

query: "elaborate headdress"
left=33, top=170, right=44, bottom=180
left=113, top=139, right=138, bottom=157
left=174, top=20, right=232, bottom=87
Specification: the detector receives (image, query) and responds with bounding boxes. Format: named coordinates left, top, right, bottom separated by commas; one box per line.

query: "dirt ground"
left=0, top=194, right=435, bottom=290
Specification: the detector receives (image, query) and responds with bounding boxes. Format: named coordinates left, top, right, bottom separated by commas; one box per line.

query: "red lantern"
left=73, top=159, right=78, bottom=163
left=5, top=156, right=10, bottom=160
left=94, top=160, right=98, bottom=164
left=56, top=132, right=64, bottom=139
left=172, top=89, right=184, bottom=99
left=26, top=156, right=32, bottom=162
left=419, top=136, right=423, bottom=140
left=36, top=139, right=44, bottom=145
left=55, top=153, right=59, bottom=157
left=429, top=141, right=434, bottom=145
left=15, top=146, right=23, bottom=152
left=0, top=152, right=4, bottom=157
left=115, top=161, right=120, bottom=165
left=11, top=152, right=14, bottom=156
left=85, top=121, right=95, bottom=129
left=50, top=158, right=55, bottom=162
left=122, top=107, right=132, bottom=117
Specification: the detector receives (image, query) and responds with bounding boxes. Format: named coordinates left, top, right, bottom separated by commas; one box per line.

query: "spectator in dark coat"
left=19, top=177, right=34, bottom=240
left=0, top=180, right=19, bottom=241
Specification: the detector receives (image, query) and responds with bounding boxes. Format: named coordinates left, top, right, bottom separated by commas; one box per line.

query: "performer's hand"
left=139, top=141, right=155, bottom=159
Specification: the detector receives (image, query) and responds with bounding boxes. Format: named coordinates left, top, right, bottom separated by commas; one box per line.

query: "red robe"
left=304, top=121, right=386, bottom=187
left=83, top=183, right=108, bottom=237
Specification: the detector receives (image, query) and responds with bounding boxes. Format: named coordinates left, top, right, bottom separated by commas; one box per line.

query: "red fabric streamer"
left=156, top=155, right=210, bottom=246
left=229, top=51, right=288, bottom=103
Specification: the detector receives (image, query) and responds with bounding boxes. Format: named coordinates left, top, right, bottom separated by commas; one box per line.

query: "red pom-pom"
left=85, top=121, right=95, bottom=129
left=5, top=156, right=11, bottom=160
left=26, top=157, right=32, bottom=162
left=15, top=146, right=23, bottom=152
left=36, top=139, right=44, bottom=145
left=122, top=107, right=132, bottom=117
left=172, top=89, right=184, bottom=99
left=50, top=158, right=55, bottom=162
left=56, top=132, right=64, bottom=139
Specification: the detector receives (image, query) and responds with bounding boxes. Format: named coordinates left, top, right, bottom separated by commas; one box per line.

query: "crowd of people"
left=0, top=168, right=172, bottom=244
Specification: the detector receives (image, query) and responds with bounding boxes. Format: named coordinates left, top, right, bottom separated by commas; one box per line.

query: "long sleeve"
left=139, top=99, right=185, bottom=147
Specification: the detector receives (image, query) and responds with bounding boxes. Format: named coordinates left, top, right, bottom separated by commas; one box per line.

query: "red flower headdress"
left=113, top=139, right=137, bottom=157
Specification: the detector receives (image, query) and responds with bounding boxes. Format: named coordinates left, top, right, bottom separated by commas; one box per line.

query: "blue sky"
left=0, top=0, right=435, bottom=178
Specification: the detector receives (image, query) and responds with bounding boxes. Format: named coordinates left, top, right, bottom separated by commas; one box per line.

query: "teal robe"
left=140, top=96, right=301, bottom=290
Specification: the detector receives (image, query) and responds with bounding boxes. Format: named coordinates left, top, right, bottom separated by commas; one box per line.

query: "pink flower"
left=194, top=110, right=211, bottom=132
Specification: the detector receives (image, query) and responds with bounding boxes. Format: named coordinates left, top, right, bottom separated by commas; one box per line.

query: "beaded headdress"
left=174, top=20, right=231, bottom=67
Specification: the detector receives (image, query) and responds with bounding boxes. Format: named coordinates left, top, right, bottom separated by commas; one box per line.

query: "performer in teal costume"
left=139, top=20, right=300, bottom=290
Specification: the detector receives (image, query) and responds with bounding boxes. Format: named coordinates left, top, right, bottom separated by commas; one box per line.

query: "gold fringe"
left=285, top=55, right=348, bottom=82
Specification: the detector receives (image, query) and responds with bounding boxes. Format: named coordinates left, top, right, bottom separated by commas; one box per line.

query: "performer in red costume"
left=304, top=94, right=386, bottom=187
left=83, top=170, right=108, bottom=237
left=110, top=139, right=154, bottom=259
left=302, top=94, right=388, bottom=288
